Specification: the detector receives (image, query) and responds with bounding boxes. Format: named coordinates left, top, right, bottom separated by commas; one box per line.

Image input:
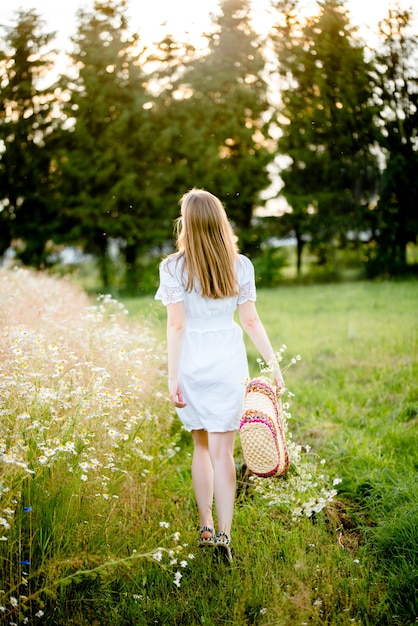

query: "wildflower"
left=35, top=610, right=44, bottom=617
left=333, top=478, right=342, bottom=486
left=152, top=550, right=163, bottom=562
left=180, top=560, right=188, bottom=568
left=23, top=507, right=32, bottom=513
left=80, top=475, right=88, bottom=482
left=159, top=521, right=169, bottom=528
left=10, top=596, right=18, bottom=607
left=172, top=531, right=180, bottom=542
left=173, top=571, right=182, bottom=588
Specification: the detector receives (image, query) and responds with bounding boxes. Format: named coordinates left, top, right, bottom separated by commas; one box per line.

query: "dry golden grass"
left=0, top=268, right=90, bottom=332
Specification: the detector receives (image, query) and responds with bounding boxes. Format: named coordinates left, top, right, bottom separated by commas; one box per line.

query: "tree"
left=133, top=33, right=202, bottom=244
left=154, top=0, right=273, bottom=253
left=270, top=0, right=381, bottom=274
left=60, top=0, right=158, bottom=290
left=0, top=9, right=61, bottom=266
left=368, top=5, right=418, bottom=275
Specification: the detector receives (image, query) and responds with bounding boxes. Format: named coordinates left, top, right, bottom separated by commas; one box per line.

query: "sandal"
left=198, top=526, right=215, bottom=548
left=213, top=531, right=233, bottom=564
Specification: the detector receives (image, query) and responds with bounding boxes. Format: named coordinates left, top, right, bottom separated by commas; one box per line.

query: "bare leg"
left=208, top=431, right=236, bottom=537
left=191, top=429, right=214, bottom=534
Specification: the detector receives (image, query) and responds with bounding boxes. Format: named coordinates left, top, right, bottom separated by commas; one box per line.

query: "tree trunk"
left=124, top=242, right=138, bottom=294
left=295, top=229, right=304, bottom=277
left=96, top=232, right=110, bottom=289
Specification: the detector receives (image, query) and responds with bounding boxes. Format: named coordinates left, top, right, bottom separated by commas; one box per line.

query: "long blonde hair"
left=175, top=188, right=240, bottom=299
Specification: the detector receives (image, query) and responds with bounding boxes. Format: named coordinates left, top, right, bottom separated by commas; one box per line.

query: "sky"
left=1, top=0, right=414, bottom=52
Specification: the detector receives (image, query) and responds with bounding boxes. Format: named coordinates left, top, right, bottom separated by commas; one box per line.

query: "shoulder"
left=158, top=254, right=186, bottom=289
left=236, top=254, right=254, bottom=281
left=155, top=253, right=185, bottom=305
left=160, top=252, right=181, bottom=269
left=236, top=254, right=253, bottom=268
left=236, top=254, right=256, bottom=303
left=160, top=253, right=183, bottom=276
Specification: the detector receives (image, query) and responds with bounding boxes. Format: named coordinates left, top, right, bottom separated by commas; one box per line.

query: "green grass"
left=122, top=279, right=418, bottom=624
left=1, top=272, right=417, bottom=625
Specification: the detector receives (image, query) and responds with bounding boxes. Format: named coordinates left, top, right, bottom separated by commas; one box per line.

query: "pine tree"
left=154, top=0, right=273, bottom=252
left=60, top=0, right=157, bottom=289
left=270, top=0, right=380, bottom=272
left=369, top=5, right=418, bottom=275
left=0, top=9, right=61, bottom=266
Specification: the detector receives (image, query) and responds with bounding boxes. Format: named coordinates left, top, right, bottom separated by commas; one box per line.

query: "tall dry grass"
left=0, top=268, right=186, bottom=623
left=3, top=270, right=415, bottom=625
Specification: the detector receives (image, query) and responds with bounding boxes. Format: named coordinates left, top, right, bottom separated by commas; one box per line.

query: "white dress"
left=155, top=253, right=257, bottom=432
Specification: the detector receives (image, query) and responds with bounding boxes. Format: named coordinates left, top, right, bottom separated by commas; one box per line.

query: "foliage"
left=153, top=0, right=273, bottom=254
left=0, top=9, right=63, bottom=266
left=367, top=6, right=418, bottom=276
left=0, top=268, right=183, bottom=622
left=58, top=0, right=162, bottom=291
left=0, top=0, right=417, bottom=286
left=252, top=244, right=288, bottom=287
left=270, top=0, right=381, bottom=273
left=249, top=350, right=342, bottom=520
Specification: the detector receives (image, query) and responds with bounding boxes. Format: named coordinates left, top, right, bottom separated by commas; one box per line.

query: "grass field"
left=1, top=270, right=417, bottom=625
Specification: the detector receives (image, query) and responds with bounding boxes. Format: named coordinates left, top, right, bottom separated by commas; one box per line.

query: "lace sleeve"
left=237, top=280, right=256, bottom=305
left=155, top=257, right=185, bottom=306
left=155, top=284, right=185, bottom=306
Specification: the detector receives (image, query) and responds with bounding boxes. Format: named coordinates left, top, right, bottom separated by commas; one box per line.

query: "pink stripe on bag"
left=239, top=379, right=290, bottom=478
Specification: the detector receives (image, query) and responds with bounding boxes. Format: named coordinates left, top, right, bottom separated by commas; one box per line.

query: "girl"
left=155, top=188, right=284, bottom=563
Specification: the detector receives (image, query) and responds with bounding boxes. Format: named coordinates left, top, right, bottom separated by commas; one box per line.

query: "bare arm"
left=238, top=300, right=285, bottom=389
left=166, top=301, right=187, bottom=408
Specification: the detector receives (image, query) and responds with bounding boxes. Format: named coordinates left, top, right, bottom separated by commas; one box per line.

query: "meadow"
left=0, top=268, right=417, bottom=625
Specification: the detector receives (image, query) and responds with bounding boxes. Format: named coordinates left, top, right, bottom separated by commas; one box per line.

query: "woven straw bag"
left=239, top=379, right=290, bottom=478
